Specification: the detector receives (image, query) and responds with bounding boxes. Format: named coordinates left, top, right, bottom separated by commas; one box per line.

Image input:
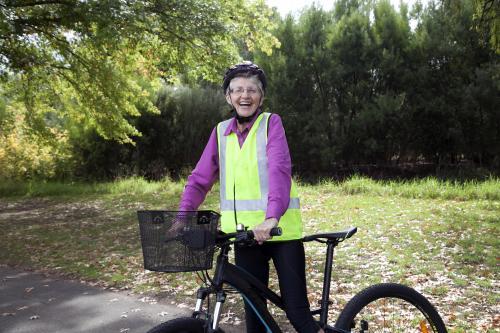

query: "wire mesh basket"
left=137, top=210, right=220, bottom=272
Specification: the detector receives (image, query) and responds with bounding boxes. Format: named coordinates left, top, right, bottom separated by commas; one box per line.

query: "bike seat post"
left=319, top=240, right=338, bottom=326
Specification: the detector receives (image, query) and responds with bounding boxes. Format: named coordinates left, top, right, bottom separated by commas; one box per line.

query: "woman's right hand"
left=252, top=218, right=279, bottom=245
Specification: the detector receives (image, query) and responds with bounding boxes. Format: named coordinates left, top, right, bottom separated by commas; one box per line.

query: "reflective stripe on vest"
left=217, top=113, right=302, bottom=240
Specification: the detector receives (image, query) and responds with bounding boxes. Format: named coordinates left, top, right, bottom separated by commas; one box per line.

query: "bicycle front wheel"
left=334, top=283, right=447, bottom=333
left=147, top=317, right=206, bottom=333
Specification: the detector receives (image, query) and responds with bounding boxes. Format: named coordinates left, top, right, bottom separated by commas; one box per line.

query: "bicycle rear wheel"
left=334, top=283, right=447, bottom=333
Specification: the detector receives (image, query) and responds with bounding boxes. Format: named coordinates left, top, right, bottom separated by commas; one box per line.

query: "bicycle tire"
left=334, top=283, right=447, bottom=333
left=146, top=317, right=225, bottom=333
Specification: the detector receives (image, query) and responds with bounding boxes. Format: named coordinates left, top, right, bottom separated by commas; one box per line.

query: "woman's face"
left=225, top=77, right=263, bottom=118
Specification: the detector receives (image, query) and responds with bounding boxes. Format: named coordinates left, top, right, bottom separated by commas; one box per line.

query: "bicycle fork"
left=193, top=246, right=231, bottom=332
left=193, top=287, right=227, bottom=332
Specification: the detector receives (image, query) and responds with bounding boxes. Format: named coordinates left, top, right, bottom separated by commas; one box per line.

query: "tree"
left=256, top=0, right=499, bottom=176
left=472, top=0, right=499, bottom=53
left=0, top=0, right=280, bottom=142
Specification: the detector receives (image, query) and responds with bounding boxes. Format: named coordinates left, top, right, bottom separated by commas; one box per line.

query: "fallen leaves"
left=139, top=296, right=157, bottom=304
left=1, top=189, right=498, bottom=332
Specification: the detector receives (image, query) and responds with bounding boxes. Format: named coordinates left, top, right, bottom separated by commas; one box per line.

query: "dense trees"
left=255, top=0, right=499, bottom=176
left=0, top=0, right=279, bottom=141
left=0, top=0, right=279, bottom=179
left=0, top=0, right=498, bottom=180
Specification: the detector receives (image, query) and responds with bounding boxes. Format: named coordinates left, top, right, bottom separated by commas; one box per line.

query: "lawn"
left=0, top=176, right=498, bottom=332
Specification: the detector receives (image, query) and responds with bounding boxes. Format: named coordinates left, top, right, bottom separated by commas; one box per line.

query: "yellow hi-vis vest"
left=216, top=112, right=302, bottom=241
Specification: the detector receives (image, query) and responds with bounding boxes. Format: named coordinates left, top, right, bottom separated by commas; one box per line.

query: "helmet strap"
left=229, top=95, right=263, bottom=124
left=235, top=112, right=255, bottom=124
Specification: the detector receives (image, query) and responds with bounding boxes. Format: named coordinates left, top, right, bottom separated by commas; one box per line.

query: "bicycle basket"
left=137, top=210, right=220, bottom=272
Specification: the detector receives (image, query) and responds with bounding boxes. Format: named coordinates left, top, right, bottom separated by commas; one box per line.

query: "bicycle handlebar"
left=216, top=227, right=282, bottom=245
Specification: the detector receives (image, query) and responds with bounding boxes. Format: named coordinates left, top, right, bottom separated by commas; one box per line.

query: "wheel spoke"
left=351, top=297, right=437, bottom=332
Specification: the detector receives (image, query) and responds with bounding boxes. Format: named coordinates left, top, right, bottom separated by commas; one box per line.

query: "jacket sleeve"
left=179, top=127, right=219, bottom=211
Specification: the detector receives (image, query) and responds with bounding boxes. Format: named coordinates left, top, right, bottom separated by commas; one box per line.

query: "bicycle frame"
left=192, top=237, right=347, bottom=333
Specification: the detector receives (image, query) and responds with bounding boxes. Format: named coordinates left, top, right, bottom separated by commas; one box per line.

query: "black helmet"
left=222, top=61, right=267, bottom=93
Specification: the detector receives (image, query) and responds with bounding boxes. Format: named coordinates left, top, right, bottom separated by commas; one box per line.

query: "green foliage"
left=134, top=85, right=227, bottom=177
left=255, top=0, right=499, bottom=175
left=0, top=0, right=280, bottom=142
left=472, top=0, right=500, bottom=53
left=0, top=99, right=73, bottom=180
left=70, top=84, right=227, bottom=180
left=332, top=175, right=500, bottom=200
left=0, top=176, right=184, bottom=198
left=1, top=0, right=498, bottom=181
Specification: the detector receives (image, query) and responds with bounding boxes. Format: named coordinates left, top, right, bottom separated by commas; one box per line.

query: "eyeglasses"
left=229, top=87, right=261, bottom=96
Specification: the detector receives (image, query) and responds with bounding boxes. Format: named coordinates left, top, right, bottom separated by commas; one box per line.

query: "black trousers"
left=235, top=240, right=319, bottom=333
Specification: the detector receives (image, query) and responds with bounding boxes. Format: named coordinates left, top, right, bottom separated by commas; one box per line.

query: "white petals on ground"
left=29, top=315, right=39, bottom=320
left=158, top=311, right=169, bottom=317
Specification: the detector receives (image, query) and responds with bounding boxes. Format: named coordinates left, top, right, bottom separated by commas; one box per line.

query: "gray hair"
left=226, top=74, right=264, bottom=96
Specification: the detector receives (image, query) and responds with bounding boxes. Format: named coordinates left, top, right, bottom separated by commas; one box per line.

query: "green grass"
left=0, top=176, right=185, bottom=198
left=0, top=176, right=498, bottom=332
left=321, top=175, right=500, bottom=200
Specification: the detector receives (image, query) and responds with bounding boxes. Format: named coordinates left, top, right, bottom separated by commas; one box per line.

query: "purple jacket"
left=179, top=111, right=293, bottom=221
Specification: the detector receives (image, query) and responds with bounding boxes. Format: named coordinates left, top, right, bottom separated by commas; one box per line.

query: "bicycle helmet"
left=222, top=61, right=267, bottom=94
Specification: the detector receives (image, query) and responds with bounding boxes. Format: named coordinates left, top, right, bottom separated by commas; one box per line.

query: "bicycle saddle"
left=302, top=227, right=357, bottom=242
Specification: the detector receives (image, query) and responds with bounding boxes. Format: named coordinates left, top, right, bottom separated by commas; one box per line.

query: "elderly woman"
left=179, top=61, right=322, bottom=333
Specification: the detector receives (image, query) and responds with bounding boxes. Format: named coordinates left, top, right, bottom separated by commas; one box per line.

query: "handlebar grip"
left=246, top=227, right=282, bottom=240
left=270, top=227, right=282, bottom=237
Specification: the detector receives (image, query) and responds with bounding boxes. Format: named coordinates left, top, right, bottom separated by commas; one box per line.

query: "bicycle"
left=137, top=210, right=447, bottom=333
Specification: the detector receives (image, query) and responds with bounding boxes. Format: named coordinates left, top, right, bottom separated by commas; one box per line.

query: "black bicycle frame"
left=193, top=238, right=344, bottom=333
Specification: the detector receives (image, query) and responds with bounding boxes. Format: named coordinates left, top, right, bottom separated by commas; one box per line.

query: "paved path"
left=0, top=266, right=243, bottom=333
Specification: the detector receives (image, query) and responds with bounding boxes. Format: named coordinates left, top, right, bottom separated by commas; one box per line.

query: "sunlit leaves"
left=0, top=0, right=280, bottom=143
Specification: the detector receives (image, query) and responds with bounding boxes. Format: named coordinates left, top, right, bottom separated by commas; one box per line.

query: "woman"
left=179, top=61, right=321, bottom=333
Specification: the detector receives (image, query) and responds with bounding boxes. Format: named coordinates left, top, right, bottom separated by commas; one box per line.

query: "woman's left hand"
left=253, top=218, right=279, bottom=245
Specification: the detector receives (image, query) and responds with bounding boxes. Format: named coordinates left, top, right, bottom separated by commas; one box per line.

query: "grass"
left=320, top=175, right=500, bottom=200
left=0, top=176, right=498, bottom=332
left=0, top=176, right=185, bottom=198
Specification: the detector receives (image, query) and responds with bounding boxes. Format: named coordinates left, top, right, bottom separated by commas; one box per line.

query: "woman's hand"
left=166, top=221, right=185, bottom=238
left=253, top=218, right=279, bottom=245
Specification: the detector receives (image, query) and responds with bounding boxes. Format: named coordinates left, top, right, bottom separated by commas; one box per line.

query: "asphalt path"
left=0, top=266, right=244, bottom=333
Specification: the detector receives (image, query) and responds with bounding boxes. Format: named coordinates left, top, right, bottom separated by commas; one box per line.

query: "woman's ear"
left=259, top=94, right=265, bottom=106
left=225, top=93, right=233, bottom=106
